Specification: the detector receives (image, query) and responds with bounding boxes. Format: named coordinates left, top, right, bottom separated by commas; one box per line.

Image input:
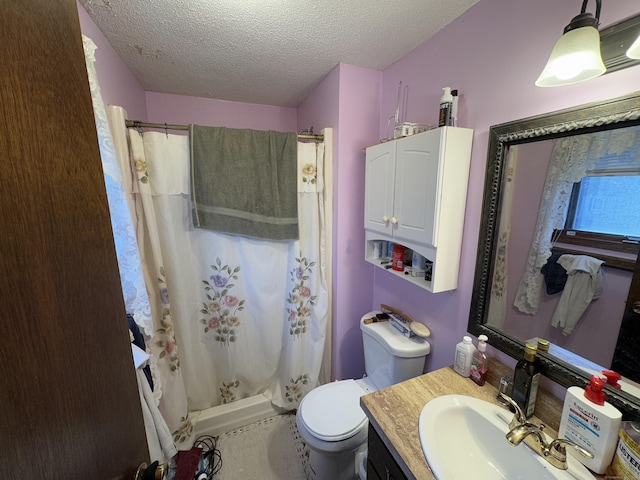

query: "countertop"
left=361, top=366, right=504, bottom=479
left=359, top=366, right=599, bottom=480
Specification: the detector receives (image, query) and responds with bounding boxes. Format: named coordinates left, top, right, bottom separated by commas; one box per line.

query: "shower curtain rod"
left=124, top=120, right=324, bottom=141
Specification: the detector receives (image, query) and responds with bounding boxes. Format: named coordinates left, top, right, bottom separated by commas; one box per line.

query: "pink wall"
left=298, top=64, right=382, bottom=380
left=374, top=0, right=640, bottom=374
left=145, top=92, right=297, bottom=131
left=332, top=65, right=381, bottom=380
left=76, top=2, right=147, bottom=120
left=297, top=67, right=340, bottom=136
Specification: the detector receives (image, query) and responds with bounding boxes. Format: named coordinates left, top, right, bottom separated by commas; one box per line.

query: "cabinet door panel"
left=394, top=132, right=440, bottom=245
left=365, top=142, right=395, bottom=235
left=367, top=424, right=406, bottom=480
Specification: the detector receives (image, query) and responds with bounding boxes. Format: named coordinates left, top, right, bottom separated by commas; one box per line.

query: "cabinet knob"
left=391, top=217, right=398, bottom=225
left=382, top=215, right=389, bottom=223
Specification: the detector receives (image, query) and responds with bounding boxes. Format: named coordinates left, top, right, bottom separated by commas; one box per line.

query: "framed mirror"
left=469, top=91, right=640, bottom=420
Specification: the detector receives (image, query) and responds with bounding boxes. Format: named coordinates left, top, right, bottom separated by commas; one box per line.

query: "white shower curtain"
left=83, top=35, right=189, bottom=457
left=111, top=111, right=330, bottom=413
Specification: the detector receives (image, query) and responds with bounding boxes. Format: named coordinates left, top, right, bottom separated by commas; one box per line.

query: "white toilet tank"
left=360, top=311, right=430, bottom=389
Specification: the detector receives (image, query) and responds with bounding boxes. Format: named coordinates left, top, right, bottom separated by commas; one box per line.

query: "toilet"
left=296, top=311, right=431, bottom=480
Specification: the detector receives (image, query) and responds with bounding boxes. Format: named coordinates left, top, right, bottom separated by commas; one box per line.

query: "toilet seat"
left=299, top=379, right=367, bottom=442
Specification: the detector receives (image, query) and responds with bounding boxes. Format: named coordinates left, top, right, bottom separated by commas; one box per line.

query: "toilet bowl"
left=296, top=311, right=430, bottom=480
left=296, top=378, right=374, bottom=480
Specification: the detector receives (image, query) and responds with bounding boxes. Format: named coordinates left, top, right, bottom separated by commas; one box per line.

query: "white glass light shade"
left=536, top=26, right=606, bottom=87
left=627, top=34, right=640, bottom=60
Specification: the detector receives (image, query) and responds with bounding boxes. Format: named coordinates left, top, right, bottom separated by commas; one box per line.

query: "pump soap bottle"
left=558, top=375, right=622, bottom=474
left=512, top=343, right=540, bottom=418
left=453, top=335, right=475, bottom=377
left=438, top=87, right=453, bottom=127
left=470, top=335, right=489, bottom=386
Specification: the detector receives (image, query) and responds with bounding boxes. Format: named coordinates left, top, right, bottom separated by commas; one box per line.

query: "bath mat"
left=215, top=413, right=308, bottom=480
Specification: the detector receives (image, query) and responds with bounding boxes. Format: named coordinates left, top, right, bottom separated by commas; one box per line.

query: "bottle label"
left=454, top=351, right=467, bottom=373
left=610, top=429, right=640, bottom=480
left=525, top=373, right=540, bottom=417
left=438, top=103, right=451, bottom=127
left=470, top=357, right=486, bottom=385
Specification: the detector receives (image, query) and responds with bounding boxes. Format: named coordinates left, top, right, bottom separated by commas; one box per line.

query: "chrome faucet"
left=499, top=393, right=594, bottom=470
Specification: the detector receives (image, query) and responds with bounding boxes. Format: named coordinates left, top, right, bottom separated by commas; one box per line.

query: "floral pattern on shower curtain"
left=287, top=257, right=318, bottom=338
left=124, top=119, right=194, bottom=447
left=120, top=129, right=329, bottom=413
left=200, top=259, right=245, bottom=345
left=84, top=35, right=192, bottom=450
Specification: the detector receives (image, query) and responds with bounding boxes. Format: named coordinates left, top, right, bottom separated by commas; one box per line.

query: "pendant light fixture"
left=627, top=34, right=640, bottom=60
left=536, top=0, right=606, bottom=87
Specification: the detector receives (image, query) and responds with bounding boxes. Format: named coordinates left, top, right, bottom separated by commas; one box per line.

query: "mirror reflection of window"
left=567, top=129, right=640, bottom=239
left=557, top=125, right=640, bottom=255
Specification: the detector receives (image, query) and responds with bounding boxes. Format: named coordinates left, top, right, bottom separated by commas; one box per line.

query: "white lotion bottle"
left=558, top=375, right=622, bottom=474
left=453, top=335, right=475, bottom=377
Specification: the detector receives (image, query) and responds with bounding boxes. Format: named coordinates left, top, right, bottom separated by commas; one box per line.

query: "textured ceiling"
left=80, top=0, right=478, bottom=107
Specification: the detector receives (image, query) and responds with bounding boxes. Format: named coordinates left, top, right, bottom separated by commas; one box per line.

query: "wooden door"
left=0, top=1, right=148, bottom=478
left=611, top=252, right=640, bottom=384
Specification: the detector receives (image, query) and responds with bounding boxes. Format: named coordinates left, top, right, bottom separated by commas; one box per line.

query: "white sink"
left=418, top=395, right=596, bottom=480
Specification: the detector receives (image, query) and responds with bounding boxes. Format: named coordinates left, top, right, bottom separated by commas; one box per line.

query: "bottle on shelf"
left=392, top=244, right=405, bottom=271
left=511, top=343, right=541, bottom=418
left=450, top=89, right=459, bottom=126
left=438, top=87, right=453, bottom=127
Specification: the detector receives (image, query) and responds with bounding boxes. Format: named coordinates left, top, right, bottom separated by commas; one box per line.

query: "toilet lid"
left=300, top=379, right=367, bottom=442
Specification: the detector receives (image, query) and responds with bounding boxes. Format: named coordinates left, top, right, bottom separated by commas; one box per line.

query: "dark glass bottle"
left=512, top=343, right=541, bottom=418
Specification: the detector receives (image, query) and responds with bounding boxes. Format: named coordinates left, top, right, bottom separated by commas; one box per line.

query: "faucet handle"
left=548, top=438, right=594, bottom=464
left=499, top=393, right=527, bottom=424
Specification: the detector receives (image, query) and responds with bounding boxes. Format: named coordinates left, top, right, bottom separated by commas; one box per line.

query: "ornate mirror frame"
left=468, top=90, right=640, bottom=420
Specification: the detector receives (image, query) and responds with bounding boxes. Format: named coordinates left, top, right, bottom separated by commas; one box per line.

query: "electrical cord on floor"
left=193, top=435, right=222, bottom=479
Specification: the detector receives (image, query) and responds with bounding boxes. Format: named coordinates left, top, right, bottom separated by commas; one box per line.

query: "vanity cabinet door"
left=367, top=424, right=407, bottom=480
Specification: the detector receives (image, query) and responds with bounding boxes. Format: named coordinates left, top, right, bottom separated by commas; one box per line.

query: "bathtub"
left=191, top=393, right=289, bottom=437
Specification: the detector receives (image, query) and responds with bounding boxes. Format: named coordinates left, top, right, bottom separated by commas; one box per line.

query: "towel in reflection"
left=550, top=255, right=604, bottom=335
left=541, top=251, right=568, bottom=294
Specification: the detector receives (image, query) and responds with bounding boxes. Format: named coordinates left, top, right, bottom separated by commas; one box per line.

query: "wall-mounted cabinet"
left=364, top=126, right=473, bottom=293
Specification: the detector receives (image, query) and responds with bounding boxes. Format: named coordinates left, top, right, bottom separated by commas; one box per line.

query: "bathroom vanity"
left=360, top=366, right=607, bottom=479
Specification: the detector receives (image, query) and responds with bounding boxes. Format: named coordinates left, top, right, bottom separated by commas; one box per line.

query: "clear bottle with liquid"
left=470, top=334, right=488, bottom=386
left=511, top=343, right=540, bottom=418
